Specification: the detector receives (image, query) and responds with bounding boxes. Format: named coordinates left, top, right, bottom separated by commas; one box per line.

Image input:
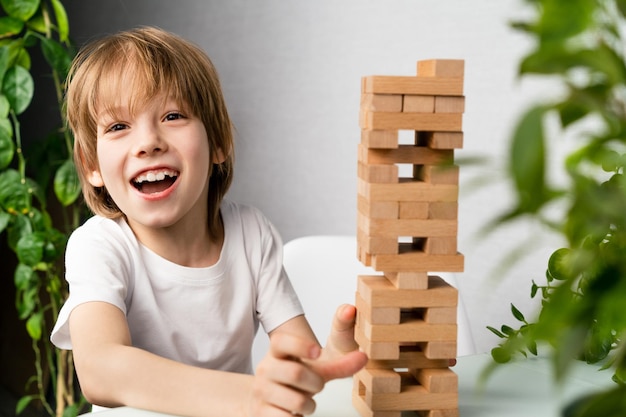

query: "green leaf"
left=0, top=209, right=9, bottom=232
left=535, top=0, right=595, bottom=41
left=487, top=325, right=506, bottom=338
left=14, top=263, right=36, bottom=290
left=61, top=403, right=80, bottom=417
left=501, top=325, right=516, bottom=336
left=510, top=105, right=546, bottom=213
left=14, top=46, right=30, bottom=69
left=491, top=346, right=512, bottom=364
left=0, top=45, right=10, bottom=83
left=15, top=395, right=35, bottom=415
left=0, top=0, right=41, bottom=21
left=16, top=231, right=45, bottom=266
left=547, top=248, right=572, bottom=280
left=0, top=16, right=24, bottom=38
left=511, top=303, right=526, bottom=323
left=617, top=0, right=626, bottom=17
left=2, top=65, right=33, bottom=114
left=530, top=281, right=539, bottom=298
left=24, top=12, right=46, bottom=33
left=50, top=0, right=69, bottom=43
left=54, top=159, right=80, bottom=206
left=40, top=36, right=72, bottom=78
left=0, top=94, right=10, bottom=117
left=563, top=385, right=626, bottom=417
left=0, top=123, right=13, bottom=168
left=0, top=169, right=30, bottom=213
left=25, top=311, right=42, bottom=340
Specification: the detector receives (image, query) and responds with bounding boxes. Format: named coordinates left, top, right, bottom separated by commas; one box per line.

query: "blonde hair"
left=65, top=26, right=234, bottom=238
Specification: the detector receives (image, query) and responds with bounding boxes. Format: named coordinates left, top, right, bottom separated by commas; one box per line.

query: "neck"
left=127, top=213, right=224, bottom=268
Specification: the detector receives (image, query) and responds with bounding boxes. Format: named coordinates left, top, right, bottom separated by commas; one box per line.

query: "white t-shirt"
left=51, top=199, right=304, bottom=375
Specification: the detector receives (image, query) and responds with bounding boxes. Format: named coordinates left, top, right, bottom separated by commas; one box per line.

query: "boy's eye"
left=164, top=112, right=185, bottom=122
left=108, top=123, right=127, bottom=132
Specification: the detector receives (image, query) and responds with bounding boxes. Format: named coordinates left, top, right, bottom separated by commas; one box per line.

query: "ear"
left=88, top=170, right=105, bottom=187
left=212, top=148, right=227, bottom=164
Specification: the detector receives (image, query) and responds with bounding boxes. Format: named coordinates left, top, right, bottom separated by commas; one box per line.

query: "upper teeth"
left=134, top=169, right=177, bottom=183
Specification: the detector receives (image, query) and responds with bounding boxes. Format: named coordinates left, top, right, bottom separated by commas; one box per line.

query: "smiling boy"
left=51, top=27, right=367, bottom=417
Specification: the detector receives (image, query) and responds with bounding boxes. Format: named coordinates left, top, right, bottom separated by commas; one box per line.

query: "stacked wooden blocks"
left=353, top=59, right=465, bottom=417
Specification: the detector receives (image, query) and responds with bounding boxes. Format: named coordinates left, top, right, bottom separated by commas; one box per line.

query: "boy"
left=51, top=26, right=367, bottom=417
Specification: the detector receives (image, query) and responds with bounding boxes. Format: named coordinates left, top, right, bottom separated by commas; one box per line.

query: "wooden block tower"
left=353, top=59, right=465, bottom=417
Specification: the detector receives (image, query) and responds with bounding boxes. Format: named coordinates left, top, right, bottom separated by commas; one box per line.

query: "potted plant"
left=0, top=0, right=82, bottom=416
left=487, top=0, right=626, bottom=415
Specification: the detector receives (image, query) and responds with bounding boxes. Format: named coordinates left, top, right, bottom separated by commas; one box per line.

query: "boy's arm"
left=252, top=307, right=367, bottom=416
left=69, top=301, right=253, bottom=417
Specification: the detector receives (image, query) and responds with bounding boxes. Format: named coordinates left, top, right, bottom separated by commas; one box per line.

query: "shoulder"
left=221, top=199, right=274, bottom=234
left=67, top=215, right=138, bottom=260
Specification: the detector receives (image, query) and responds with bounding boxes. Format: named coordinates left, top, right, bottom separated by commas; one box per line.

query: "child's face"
left=88, top=93, right=222, bottom=233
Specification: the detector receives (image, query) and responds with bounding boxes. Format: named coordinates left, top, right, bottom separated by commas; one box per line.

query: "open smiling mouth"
left=132, top=169, right=179, bottom=194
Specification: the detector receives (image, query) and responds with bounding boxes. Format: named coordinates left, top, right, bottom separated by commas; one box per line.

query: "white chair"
left=251, top=235, right=476, bottom=366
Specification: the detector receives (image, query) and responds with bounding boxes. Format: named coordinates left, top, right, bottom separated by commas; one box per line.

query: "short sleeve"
left=50, top=217, right=134, bottom=349
left=246, top=207, right=304, bottom=333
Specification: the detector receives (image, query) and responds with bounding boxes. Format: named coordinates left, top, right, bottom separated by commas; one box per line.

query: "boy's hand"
left=249, top=306, right=367, bottom=416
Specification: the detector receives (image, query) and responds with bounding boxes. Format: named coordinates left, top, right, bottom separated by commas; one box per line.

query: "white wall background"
left=64, top=0, right=566, bottom=354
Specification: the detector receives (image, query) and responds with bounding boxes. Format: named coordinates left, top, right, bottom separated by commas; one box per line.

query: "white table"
left=86, top=354, right=613, bottom=417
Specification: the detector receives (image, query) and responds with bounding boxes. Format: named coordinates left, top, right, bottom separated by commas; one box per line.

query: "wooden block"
left=424, top=237, right=458, bottom=255
left=360, top=111, right=463, bottom=132
left=361, top=93, right=404, bottom=112
left=414, top=165, right=459, bottom=185
left=413, top=368, right=458, bottom=394
left=417, top=59, right=465, bottom=78
left=370, top=249, right=465, bottom=273
left=356, top=292, right=401, bottom=324
left=424, top=307, right=457, bottom=324
left=416, top=131, right=464, bottom=149
left=359, top=214, right=458, bottom=238
left=358, top=195, right=399, bottom=219
left=417, top=409, right=460, bottom=417
left=359, top=144, right=454, bottom=165
left=362, top=130, right=399, bottom=149
left=362, top=75, right=464, bottom=96
left=356, top=368, right=402, bottom=394
left=366, top=346, right=451, bottom=370
left=429, top=202, right=458, bottom=220
left=357, top=229, right=399, bottom=255
left=358, top=161, right=399, bottom=183
left=385, top=271, right=429, bottom=289
left=366, top=382, right=458, bottom=411
left=358, top=275, right=457, bottom=308
left=398, top=202, right=429, bottom=219
left=435, top=96, right=465, bottom=114
left=358, top=179, right=459, bottom=203
left=420, top=341, right=457, bottom=359
left=361, top=318, right=457, bottom=343
left=353, top=386, right=402, bottom=417
left=358, top=245, right=373, bottom=267
left=403, top=95, right=435, bottom=113
left=355, top=325, right=400, bottom=359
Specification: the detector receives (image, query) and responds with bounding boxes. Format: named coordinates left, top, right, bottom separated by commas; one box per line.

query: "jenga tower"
left=353, top=59, right=465, bottom=417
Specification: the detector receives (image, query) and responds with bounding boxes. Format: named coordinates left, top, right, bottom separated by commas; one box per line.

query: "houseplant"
left=0, top=0, right=81, bottom=416
left=487, top=0, right=626, bottom=415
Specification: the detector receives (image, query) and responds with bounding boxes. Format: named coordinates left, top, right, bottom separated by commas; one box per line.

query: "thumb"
left=327, top=304, right=360, bottom=354
left=310, top=350, right=368, bottom=382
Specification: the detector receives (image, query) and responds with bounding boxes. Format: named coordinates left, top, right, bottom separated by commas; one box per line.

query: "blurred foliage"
left=487, top=0, right=626, bottom=415
left=0, top=0, right=84, bottom=416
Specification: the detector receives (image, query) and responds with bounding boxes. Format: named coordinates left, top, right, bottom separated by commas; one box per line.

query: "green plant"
left=0, top=0, right=82, bottom=416
left=487, top=0, right=626, bottom=415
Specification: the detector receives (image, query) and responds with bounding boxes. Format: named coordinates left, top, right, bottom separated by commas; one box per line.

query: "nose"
left=132, top=122, right=167, bottom=157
